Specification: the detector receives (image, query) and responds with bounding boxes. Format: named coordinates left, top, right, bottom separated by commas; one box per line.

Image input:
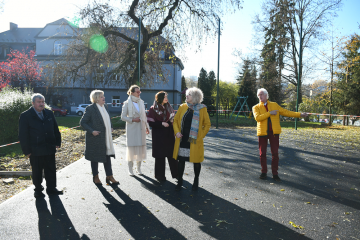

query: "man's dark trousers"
left=30, top=154, right=57, bottom=192
left=18, top=107, right=61, bottom=194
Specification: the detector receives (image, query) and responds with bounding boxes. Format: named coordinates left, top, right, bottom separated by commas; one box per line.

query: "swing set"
left=230, top=96, right=251, bottom=120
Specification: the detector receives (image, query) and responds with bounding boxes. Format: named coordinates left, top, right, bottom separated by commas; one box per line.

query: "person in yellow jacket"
left=252, top=88, right=308, bottom=181
left=173, top=87, right=211, bottom=191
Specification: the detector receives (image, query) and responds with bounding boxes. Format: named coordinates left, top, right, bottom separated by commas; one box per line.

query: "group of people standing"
left=19, top=85, right=307, bottom=199
left=80, top=85, right=211, bottom=192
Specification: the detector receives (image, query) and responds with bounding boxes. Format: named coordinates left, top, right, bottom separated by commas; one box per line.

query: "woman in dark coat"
left=147, top=91, right=178, bottom=182
left=80, top=90, right=119, bottom=185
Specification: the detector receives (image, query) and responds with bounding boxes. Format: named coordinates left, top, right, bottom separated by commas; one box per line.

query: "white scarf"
left=96, top=103, right=115, bottom=156
left=127, top=95, right=149, bottom=130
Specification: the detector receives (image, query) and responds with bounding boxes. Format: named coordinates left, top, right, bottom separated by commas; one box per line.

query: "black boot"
left=192, top=163, right=201, bottom=191
left=192, top=177, right=199, bottom=191
left=175, top=160, right=185, bottom=191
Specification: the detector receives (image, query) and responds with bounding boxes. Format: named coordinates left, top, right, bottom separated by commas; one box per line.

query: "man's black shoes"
left=259, top=173, right=267, bottom=179
left=46, top=188, right=63, bottom=195
left=34, top=191, right=45, bottom=198
left=272, top=175, right=281, bottom=182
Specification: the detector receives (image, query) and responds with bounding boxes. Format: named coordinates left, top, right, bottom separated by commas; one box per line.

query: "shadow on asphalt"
left=97, top=184, right=187, bottom=240
left=35, top=196, right=89, bottom=240
left=133, top=175, right=310, bottom=240
left=204, top=131, right=360, bottom=211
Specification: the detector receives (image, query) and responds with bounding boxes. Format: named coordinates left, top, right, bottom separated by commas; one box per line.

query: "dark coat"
left=80, top=104, right=114, bottom=163
left=18, top=107, right=61, bottom=157
left=148, top=111, right=175, bottom=158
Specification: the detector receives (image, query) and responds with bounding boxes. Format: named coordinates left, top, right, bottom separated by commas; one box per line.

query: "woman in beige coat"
left=121, top=85, right=150, bottom=175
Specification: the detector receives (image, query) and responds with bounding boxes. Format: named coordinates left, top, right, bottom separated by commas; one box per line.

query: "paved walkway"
left=0, top=128, right=359, bottom=240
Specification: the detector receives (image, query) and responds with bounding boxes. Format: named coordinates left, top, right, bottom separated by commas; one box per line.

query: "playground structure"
left=230, top=96, right=251, bottom=120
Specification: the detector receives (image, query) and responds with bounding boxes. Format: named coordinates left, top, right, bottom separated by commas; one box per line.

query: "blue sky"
left=0, top=0, right=359, bottom=83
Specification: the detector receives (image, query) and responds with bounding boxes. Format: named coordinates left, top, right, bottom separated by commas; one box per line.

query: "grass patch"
left=1, top=115, right=125, bottom=158
left=209, top=114, right=355, bottom=130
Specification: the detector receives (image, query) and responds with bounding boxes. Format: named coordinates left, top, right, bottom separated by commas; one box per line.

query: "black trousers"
left=155, top=156, right=178, bottom=180
left=30, top=154, right=57, bottom=192
left=91, top=156, right=113, bottom=177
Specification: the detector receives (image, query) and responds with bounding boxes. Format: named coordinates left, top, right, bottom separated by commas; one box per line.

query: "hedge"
left=0, top=87, right=33, bottom=145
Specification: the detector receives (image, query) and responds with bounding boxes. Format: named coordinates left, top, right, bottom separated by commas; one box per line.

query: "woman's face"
left=186, top=92, right=193, bottom=104
left=131, top=88, right=141, bottom=98
left=162, top=95, right=168, bottom=104
left=98, top=94, right=105, bottom=105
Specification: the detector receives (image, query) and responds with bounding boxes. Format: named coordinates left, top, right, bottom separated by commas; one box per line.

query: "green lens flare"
left=89, top=35, right=108, bottom=53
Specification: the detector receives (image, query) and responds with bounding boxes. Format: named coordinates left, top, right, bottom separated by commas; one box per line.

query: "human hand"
left=132, top=117, right=140, bottom=122
left=300, top=113, right=308, bottom=118
left=146, top=128, right=150, bottom=134
left=176, top=132, right=182, bottom=138
left=162, top=122, right=169, bottom=127
left=92, top=131, right=101, bottom=136
left=270, top=110, right=279, bottom=115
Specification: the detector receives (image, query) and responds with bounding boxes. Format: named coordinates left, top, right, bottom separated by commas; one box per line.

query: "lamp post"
left=216, top=17, right=220, bottom=129
left=138, top=17, right=141, bottom=86
left=295, top=3, right=303, bottom=130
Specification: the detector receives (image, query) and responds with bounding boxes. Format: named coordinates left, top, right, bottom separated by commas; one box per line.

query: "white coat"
left=121, top=99, right=149, bottom=147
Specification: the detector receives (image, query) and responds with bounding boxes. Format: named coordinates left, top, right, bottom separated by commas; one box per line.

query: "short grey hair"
left=257, top=88, right=269, bottom=99
left=90, top=89, right=104, bottom=103
left=186, top=87, right=204, bottom=104
left=31, top=93, right=45, bottom=103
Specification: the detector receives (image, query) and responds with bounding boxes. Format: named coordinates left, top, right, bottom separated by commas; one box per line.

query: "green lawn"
left=56, top=115, right=125, bottom=131
left=1, top=115, right=125, bottom=157
left=210, top=114, right=331, bottom=129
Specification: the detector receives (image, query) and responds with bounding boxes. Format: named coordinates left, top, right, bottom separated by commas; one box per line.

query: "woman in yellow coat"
left=173, top=87, right=211, bottom=191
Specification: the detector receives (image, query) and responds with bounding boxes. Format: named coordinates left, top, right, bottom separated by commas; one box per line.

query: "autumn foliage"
left=0, top=49, right=42, bottom=90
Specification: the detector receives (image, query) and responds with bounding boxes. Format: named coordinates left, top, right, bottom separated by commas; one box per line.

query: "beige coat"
left=121, top=99, right=149, bottom=147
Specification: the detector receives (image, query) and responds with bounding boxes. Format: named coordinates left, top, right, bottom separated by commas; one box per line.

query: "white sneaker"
left=128, top=161, right=134, bottom=176
left=136, top=161, right=143, bottom=175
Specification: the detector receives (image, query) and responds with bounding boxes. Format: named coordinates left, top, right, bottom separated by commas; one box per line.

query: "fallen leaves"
left=289, top=221, right=304, bottom=229
left=215, top=219, right=233, bottom=227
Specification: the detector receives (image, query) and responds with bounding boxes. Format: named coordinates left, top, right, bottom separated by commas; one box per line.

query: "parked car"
left=319, top=119, right=325, bottom=123
left=52, top=106, right=67, bottom=117
left=76, top=104, right=90, bottom=116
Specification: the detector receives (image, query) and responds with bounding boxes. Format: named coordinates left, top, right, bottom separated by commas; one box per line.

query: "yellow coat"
left=173, top=104, right=211, bottom=163
left=252, top=100, right=301, bottom=136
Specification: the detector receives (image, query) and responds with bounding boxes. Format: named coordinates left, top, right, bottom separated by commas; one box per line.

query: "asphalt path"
left=0, top=128, right=359, bottom=240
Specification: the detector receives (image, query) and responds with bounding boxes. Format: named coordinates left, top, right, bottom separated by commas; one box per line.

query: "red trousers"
left=258, top=132, right=279, bottom=175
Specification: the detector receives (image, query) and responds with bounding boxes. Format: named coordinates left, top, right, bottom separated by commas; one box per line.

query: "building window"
left=112, top=73, right=120, bottom=82
left=95, top=69, right=105, bottom=83
left=54, top=41, right=62, bottom=55
left=112, top=96, right=120, bottom=107
left=159, top=50, right=165, bottom=59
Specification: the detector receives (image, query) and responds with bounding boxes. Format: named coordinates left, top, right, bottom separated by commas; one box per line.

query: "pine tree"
left=334, top=34, right=360, bottom=116
left=237, top=59, right=258, bottom=108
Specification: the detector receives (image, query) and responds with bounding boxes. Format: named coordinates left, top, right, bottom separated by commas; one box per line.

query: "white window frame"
left=54, top=41, right=62, bottom=55
left=112, top=96, right=121, bottom=108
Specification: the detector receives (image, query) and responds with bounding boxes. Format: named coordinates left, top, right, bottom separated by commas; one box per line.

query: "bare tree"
left=47, top=0, right=243, bottom=88
left=254, top=0, right=342, bottom=104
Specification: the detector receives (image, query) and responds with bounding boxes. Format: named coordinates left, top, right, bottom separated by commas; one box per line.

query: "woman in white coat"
left=121, top=85, right=150, bottom=175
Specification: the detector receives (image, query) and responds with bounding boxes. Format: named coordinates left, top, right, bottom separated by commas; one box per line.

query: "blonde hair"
left=127, top=85, right=140, bottom=95
left=90, top=89, right=104, bottom=103
left=186, top=87, right=203, bottom=104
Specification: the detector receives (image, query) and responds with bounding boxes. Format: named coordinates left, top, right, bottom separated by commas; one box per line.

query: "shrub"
left=0, top=87, right=33, bottom=145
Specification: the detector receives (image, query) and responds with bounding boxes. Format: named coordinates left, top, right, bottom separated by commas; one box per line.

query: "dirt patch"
left=0, top=128, right=125, bottom=204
